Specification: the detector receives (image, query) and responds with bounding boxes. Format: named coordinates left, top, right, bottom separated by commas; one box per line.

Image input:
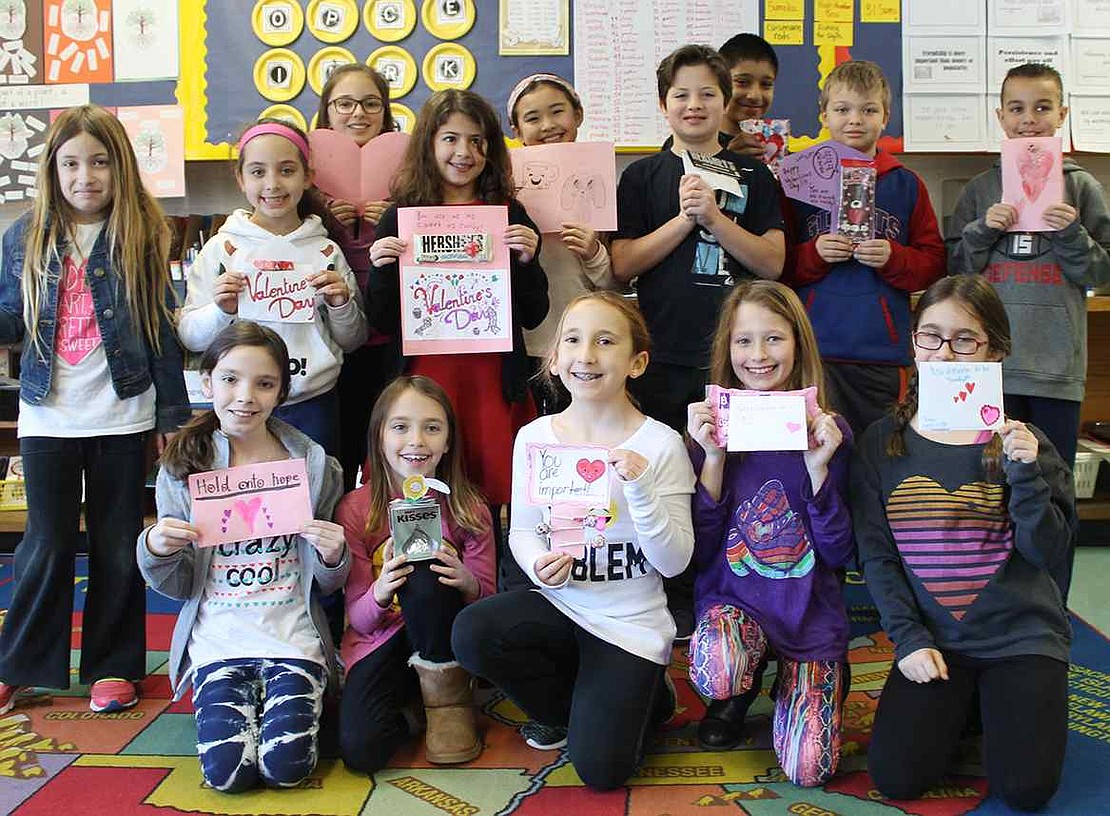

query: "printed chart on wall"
left=0, top=1, right=181, bottom=200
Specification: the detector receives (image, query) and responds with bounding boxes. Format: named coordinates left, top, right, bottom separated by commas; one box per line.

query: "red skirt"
left=410, top=353, right=535, bottom=505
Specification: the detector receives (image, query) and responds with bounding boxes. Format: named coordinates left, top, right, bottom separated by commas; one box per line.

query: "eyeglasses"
left=912, top=331, right=988, bottom=355
left=329, top=96, right=384, bottom=115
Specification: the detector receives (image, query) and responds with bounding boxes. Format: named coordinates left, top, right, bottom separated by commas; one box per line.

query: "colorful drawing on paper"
left=525, top=442, right=611, bottom=505
left=111, top=0, right=178, bottom=81
left=0, top=107, right=47, bottom=202
left=0, top=0, right=43, bottom=84
left=188, top=457, right=313, bottom=548
left=510, top=141, right=616, bottom=234
left=116, top=104, right=185, bottom=198
left=779, top=140, right=873, bottom=212
left=1001, top=136, right=1063, bottom=233
left=917, top=361, right=1005, bottom=432
left=43, top=0, right=112, bottom=84
left=236, top=258, right=317, bottom=324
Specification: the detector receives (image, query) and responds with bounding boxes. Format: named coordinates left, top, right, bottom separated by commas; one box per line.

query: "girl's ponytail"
left=160, top=411, right=221, bottom=479
left=885, top=371, right=917, bottom=459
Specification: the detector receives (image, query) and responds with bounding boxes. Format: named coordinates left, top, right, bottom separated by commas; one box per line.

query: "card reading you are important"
left=188, top=458, right=312, bottom=548
left=525, top=443, right=611, bottom=506
left=917, top=361, right=1004, bottom=432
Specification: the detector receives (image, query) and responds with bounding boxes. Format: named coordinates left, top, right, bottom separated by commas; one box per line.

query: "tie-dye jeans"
left=689, top=604, right=843, bottom=787
left=193, top=658, right=326, bottom=793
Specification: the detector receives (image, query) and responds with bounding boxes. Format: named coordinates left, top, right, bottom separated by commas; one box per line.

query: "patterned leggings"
left=689, top=604, right=843, bottom=787
left=193, top=658, right=326, bottom=793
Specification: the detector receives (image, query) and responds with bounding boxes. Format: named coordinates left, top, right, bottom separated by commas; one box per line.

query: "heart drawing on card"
left=576, top=459, right=606, bottom=484
left=953, top=390, right=968, bottom=404
left=980, top=404, right=1001, bottom=426
left=966, top=382, right=975, bottom=394
left=1018, top=143, right=1055, bottom=203
left=785, top=421, right=802, bottom=433
left=233, top=497, right=263, bottom=534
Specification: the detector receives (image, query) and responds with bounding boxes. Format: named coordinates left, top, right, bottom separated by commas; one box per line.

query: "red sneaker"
left=89, top=678, right=138, bottom=713
left=0, top=682, right=22, bottom=715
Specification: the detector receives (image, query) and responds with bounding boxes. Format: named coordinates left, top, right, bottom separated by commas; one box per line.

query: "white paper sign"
left=903, top=0, right=985, bottom=34
left=525, top=443, right=611, bottom=505
left=988, top=36, right=1070, bottom=89
left=904, top=94, right=989, bottom=152
left=918, top=361, right=1005, bottom=431
left=988, top=0, right=1069, bottom=36
left=726, top=393, right=809, bottom=452
left=1074, top=39, right=1110, bottom=93
left=1076, top=0, right=1110, bottom=36
left=904, top=37, right=988, bottom=93
left=1069, top=94, right=1110, bottom=151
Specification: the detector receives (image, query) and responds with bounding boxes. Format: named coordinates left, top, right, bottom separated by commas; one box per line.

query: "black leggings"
left=452, top=589, right=664, bottom=791
left=869, top=651, right=1068, bottom=812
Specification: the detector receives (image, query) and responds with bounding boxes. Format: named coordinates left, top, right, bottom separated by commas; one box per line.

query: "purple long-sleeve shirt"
left=690, top=416, right=854, bottom=662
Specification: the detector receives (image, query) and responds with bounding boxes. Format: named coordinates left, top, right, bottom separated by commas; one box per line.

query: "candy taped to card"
left=834, top=159, right=876, bottom=245
left=412, top=232, right=492, bottom=263
left=545, top=499, right=608, bottom=560
left=389, top=498, right=443, bottom=561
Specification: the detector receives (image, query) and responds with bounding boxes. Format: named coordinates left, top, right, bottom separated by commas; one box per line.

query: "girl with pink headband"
left=178, top=116, right=368, bottom=459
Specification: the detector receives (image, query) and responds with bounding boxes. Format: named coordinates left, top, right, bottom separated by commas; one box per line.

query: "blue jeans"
left=193, top=658, right=326, bottom=793
left=273, top=388, right=340, bottom=459
left=0, top=433, right=148, bottom=687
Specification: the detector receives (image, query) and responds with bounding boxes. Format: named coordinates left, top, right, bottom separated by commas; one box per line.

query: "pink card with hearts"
left=707, top=385, right=819, bottom=450
left=188, top=458, right=313, bottom=548
left=1001, top=136, right=1063, bottom=233
left=525, top=443, right=611, bottom=507
left=917, top=361, right=1004, bottom=432
left=308, top=129, right=410, bottom=214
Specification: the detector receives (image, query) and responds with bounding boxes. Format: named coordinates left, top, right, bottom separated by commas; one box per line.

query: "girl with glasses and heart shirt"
left=851, top=275, right=1074, bottom=812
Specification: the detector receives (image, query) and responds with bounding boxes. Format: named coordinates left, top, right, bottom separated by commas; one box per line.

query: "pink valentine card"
left=727, top=393, right=809, bottom=451
left=1001, top=136, right=1063, bottom=233
left=308, top=129, right=410, bottom=212
left=707, top=385, right=818, bottom=449
left=189, top=458, right=312, bottom=548
left=525, top=443, right=611, bottom=506
left=917, top=361, right=1004, bottom=432
left=510, top=141, right=617, bottom=234
left=397, top=205, right=513, bottom=356
left=547, top=499, right=606, bottom=559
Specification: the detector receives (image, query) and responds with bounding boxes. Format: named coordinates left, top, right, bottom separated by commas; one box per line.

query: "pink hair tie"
left=238, top=122, right=310, bottom=159
left=506, top=73, right=581, bottom=125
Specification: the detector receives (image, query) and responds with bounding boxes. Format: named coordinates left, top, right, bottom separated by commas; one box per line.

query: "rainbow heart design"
left=576, top=458, right=606, bottom=484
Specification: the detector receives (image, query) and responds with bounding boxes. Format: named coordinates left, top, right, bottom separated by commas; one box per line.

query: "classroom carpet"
left=1, top=559, right=1109, bottom=816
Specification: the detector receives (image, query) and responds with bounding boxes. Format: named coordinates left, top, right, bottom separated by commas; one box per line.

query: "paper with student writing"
left=511, top=141, right=617, bottom=233
left=233, top=240, right=318, bottom=323
left=778, top=141, right=873, bottom=212
left=709, top=388, right=811, bottom=452
left=917, top=361, right=1005, bottom=432
left=397, top=205, right=512, bottom=355
left=189, top=459, right=313, bottom=548
left=308, top=129, right=410, bottom=213
left=525, top=443, right=611, bottom=506
left=707, top=385, right=819, bottom=450
left=1001, top=136, right=1063, bottom=233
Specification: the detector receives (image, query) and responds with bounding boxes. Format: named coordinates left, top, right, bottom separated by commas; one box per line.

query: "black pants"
left=336, top=343, right=394, bottom=491
left=823, top=361, right=904, bottom=440
left=0, top=433, right=148, bottom=687
left=339, top=561, right=463, bottom=774
left=869, top=651, right=1067, bottom=812
left=452, top=590, right=663, bottom=791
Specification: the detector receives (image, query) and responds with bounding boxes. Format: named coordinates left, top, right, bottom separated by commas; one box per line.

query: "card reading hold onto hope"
left=189, top=458, right=313, bottom=548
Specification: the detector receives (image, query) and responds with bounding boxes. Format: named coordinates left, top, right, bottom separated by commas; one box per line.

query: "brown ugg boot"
left=409, top=655, right=482, bottom=764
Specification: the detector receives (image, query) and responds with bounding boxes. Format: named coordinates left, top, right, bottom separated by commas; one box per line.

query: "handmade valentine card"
left=189, top=458, right=313, bottom=548
left=308, top=129, right=410, bottom=213
left=834, top=159, right=877, bottom=245
left=779, top=140, right=873, bottom=212
left=918, top=361, right=1004, bottom=432
left=1001, top=136, right=1063, bottom=233
left=233, top=240, right=318, bottom=323
left=682, top=149, right=745, bottom=197
left=738, top=118, right=790, bottom=176
left=511, top=141, right=617, bottom=234
left=525, top=443, right=611, bottom=506
left=725, top=393, right=810, bottom=452
left=397, top=205, right=512, bottom=355
left=546, top=499, right=608, bottom=559
left=707, top=385, right=819, bottom=450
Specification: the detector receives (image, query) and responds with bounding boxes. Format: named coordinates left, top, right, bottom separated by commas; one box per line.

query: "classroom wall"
left=1, top=152, right=1106, bottom=238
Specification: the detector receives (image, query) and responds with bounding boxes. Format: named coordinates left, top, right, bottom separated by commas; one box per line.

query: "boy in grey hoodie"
left=948, top=63, right=1110, bottom=474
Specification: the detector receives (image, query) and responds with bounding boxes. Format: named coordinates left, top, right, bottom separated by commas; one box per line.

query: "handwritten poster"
left=1001, top=136, right=1063, bottom=232
left=511, top=140, right=617, bottom=233
left=525, top=443, right=611, bottom=505
left=308, top=129, right=410, bottom=212
left=189, top=458, right=313, bottom=548
left=778, top=140, right=872, bottom=212
left=918, top=361, right=1005, bottom=432
left=117, top=104, right=185, bottom=198
left=397, top=205, right=512, bottom=355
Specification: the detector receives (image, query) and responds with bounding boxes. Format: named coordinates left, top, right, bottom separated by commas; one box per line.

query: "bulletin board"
left=182, top=1, right=906, bottom=158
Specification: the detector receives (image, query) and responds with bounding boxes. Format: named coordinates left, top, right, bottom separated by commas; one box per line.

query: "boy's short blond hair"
left=819, top=60, right=891, bottom=114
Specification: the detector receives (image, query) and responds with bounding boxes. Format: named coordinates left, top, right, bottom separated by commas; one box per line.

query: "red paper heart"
left=576, top=459, right=606, bottom=483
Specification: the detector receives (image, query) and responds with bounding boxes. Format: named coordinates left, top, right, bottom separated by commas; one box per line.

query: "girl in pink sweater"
left=335, top=375, right=494, bottom=771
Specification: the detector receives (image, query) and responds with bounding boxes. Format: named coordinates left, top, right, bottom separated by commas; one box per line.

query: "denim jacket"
left=0, top=213, right=190, bottom=432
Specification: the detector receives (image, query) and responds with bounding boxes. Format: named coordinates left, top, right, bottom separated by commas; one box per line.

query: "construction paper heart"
left=1018, top=144, right=1054, bottom=203
left=233, top=497, right=263, bottom=533
left=965, top=382, right=975, bottom=394
left=786, top=421, right=802, bottom=433
left=980, top=404, right=1001, bottom=426
left=576, top=459, right=606, bottom=483
left=886, top=476, right=1012, bottom=620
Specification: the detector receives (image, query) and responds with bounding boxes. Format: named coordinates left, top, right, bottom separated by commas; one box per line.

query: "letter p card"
left=188, top=458, right=313, bottom=548
left=525, top=443, right=610, bottom=506
left=917, top=361, right=1004, bottom=432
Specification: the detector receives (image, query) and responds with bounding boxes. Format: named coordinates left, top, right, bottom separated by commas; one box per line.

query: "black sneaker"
left=521, top=721, right=568, bottom=750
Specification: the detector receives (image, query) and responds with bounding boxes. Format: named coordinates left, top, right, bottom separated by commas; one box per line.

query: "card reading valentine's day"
left=707, top=385, right=818, bottom=449
left=726, top=393, right=809, bottom=452
left=779, top=140, right=872, bottom=212
left=1001, top=136, right=1063, bottom=233
left=525, top=443, right=611, bottom=506
left=834, top=159, right=877, bottom=245
left=189, top=458, right=313, bottom=548
left=237, top=261, right=317, bottom=323
left=917, top=361, right=1004, bottom=432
